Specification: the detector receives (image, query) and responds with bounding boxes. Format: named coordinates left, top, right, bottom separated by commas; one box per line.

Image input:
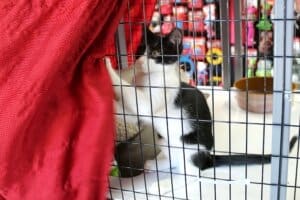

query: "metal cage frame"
left=108, top=1, right=300, bottom=200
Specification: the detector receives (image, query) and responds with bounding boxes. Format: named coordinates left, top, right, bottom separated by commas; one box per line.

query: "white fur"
left=105, top=56, right=205, bottom=175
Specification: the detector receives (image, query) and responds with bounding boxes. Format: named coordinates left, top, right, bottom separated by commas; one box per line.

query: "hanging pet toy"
left=256, top=59, right=273, bottom=77
left=180, top=54, right=196, bottom=86
left=256, top=2, right=273, bottom=31
left=203, top=4, right=217, bottom=38
left=246, top=48, right=258, bottom=78
left=206, top=47, right=223, bottom=65
left=258, top=31, right=273, bottom=56
left=197, top=61, right=208, bottom=85
left=246, top=5, right=258, bottom=47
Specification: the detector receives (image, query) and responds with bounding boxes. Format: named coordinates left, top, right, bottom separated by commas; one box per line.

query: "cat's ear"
left=136, top=26, right=156, bottom=57
left=168, top=28, right=183, bottom=46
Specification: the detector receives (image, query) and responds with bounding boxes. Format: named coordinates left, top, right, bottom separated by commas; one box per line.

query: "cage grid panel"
left=270, top=0, right=294, bottom=200
left=108, top=0, right=300, bottom=200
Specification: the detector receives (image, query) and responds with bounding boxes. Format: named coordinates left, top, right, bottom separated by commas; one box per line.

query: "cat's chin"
left=136, top=56, right=177, bottom=72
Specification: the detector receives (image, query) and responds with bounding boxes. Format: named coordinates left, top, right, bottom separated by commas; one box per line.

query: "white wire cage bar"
left=271, top=0, right=295, bottom=200
left=109, top=1, right=300, bottom=200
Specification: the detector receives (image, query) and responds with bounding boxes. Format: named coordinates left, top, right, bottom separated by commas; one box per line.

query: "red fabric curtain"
left=0, top=0, right=154, bottom=199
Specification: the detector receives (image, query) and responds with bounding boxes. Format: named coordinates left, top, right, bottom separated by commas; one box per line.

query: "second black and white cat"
left=106, top=28, right=297, bottom=175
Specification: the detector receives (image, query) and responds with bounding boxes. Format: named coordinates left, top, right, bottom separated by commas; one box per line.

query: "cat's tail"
left=192, top=135, right=299, bottom=170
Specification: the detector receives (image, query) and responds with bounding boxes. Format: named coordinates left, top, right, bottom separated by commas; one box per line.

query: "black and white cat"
left=106, top=28, right=297, bottom=175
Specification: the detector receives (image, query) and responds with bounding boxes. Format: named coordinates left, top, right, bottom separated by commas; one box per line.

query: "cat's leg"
left=144, top=150, right=173, bottom=172
left=144, top=138, right=177, bottom=172
left=144, top=142, right=210, bottom=177
left=143, top=115, right=188, bottom=172
left=152, top=118, right=209, bottom=176
left=105, top=57, right=147, bottom=115
left=175, top=143, right=209, bottom=177
left=142, top=116, right=180, bottom=171
left=105, top=57, right=132, bottom=87
left=143, top=135, right=193, bottom=174
left=142, top=104, right=206, bottom=173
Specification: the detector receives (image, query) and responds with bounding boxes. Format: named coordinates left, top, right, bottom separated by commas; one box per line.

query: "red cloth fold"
left=0, top=1, right=135, bottom=199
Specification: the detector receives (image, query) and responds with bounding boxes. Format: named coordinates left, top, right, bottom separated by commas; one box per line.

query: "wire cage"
left=107, top=0, right=300, bottom=199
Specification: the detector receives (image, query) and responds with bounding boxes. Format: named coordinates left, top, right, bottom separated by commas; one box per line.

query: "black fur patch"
left=175, top=82, right=214, bottom=150
left=136, top=28, right=183, bottom=65
left=192, top=152, right=272, bottom=170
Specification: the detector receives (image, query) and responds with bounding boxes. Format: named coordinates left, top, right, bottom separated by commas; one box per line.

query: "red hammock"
left=0, top=1, right=155, bottom=199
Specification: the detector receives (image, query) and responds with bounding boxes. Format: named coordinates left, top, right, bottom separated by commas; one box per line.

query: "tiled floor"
left=108, top=88, right=300, bottom=200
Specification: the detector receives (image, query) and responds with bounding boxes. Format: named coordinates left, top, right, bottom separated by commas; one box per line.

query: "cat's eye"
left=151, top=50, right=160, bottom=57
